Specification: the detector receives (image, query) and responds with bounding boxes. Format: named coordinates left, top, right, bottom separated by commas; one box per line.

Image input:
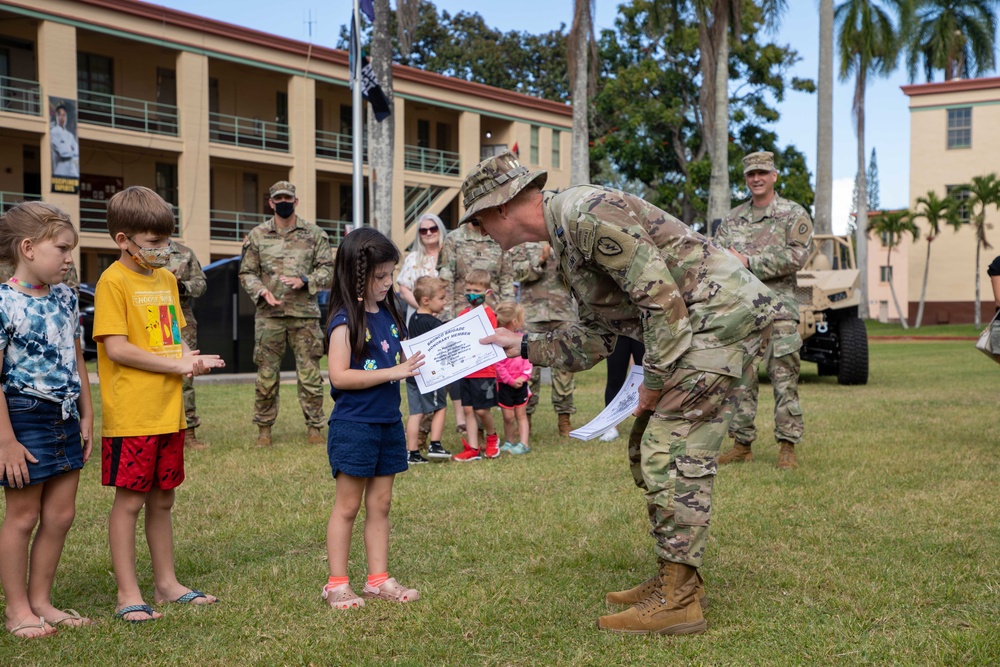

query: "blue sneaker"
left=508, top=442, right=531, bottom=455
left=500, top=441, right=515, bottom=453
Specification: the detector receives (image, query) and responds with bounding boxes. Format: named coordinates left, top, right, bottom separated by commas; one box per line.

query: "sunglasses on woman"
left=418, top=227, right=438, bottom=235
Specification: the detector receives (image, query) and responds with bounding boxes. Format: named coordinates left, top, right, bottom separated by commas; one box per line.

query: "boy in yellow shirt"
left=94, top=186, right=225, bottom=622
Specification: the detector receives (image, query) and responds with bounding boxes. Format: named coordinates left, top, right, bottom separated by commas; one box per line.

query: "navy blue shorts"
left=327, top=418, right=407, bottom=478
left=0, top=394, right=83, bottom=487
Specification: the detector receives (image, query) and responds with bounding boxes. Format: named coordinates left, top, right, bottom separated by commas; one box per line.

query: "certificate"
left=569, top=365, right=644, bottom=441
left=400, top=306, right=506, bottom=394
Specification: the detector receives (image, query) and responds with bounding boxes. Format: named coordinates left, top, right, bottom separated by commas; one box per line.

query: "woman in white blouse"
left=397, top=213, right=447, bottom=321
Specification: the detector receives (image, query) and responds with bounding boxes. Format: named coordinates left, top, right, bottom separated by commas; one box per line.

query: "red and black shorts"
left=102, top=432, right=185, bottom=492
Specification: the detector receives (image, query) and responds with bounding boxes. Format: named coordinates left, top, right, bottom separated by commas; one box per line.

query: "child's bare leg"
left=362, top=475, right=395, bottom=576
left=429, top=408, right=446, bottom=441
left=452, top=395, right=466, bottom=429
left=501, top=408, right=517, bottom=443
left=516, top=405, right=530, bottom=446
left=28, top=472, right=90, bottom=626
left=109, top=487, right=161, bottom=621
left=1, top=485, right=54, bottom=637
left=405, top=413, right=422, bottom=453
left=147, top=486, right=216, bottom=605
left=463, top=405, right=479, bottom=450
left=475, top=408, right=495, bottom=437
left=327, top=473, right=366, bottom=577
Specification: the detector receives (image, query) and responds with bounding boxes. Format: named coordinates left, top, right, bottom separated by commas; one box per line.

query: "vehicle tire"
left=837, top=316, right=869, bottom=385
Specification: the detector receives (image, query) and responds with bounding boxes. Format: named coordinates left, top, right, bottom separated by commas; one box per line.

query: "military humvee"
left=796, top=235, right=869, bottom=385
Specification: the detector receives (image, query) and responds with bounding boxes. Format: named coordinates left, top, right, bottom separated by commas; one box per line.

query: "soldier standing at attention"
left=166, top=241, right=208, bottom=449
left=472, top=151, right=779, bottom=636
left=714, top=151, right=813, bottom=470
left=239, top=181, right=334, bottom=448
left=501, top=242, right=577, bottom=437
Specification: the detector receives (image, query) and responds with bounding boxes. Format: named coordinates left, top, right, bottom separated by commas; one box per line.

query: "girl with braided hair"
left=322, top=228, right=425, bottom=609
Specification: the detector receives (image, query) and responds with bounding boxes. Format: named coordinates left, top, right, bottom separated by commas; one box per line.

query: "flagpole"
left=351, top=0, right=363, bottom=230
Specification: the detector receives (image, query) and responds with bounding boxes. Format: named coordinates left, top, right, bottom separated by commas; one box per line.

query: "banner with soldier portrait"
left=48, top=96, right=80, bottom=194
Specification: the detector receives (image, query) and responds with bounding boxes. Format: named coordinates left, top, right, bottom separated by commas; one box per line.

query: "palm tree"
left=910, top=190, right=962, bottom=327
left=835, top=0, right=911, bottom=319
left=906, top=0, right=999, bottom=82
left=868, top=209, right=919, bottom=328
left=569, top=0, right=596, bottom=186
left=815, top=0, right=835, bottom=241
left=962, top=173, right=998, bottom=326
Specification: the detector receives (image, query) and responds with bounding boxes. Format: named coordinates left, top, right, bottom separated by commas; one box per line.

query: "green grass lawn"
left=865, top=321, right=983, bottom=338
left=3, top=341, right=999, bottom=665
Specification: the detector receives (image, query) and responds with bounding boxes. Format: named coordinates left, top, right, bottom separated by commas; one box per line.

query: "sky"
left=152, top=0, right=920, bottom=233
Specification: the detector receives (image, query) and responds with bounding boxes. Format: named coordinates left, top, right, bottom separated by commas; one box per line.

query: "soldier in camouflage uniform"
left=165, top=241, right=208, bottom=449
left=500, top=242, right=577, bottom=436
left=714, top=151, right=812, bottom=470
left=239, top=181, right=334, bottom=447
left=466, top=151, right=780, bottom=636
left=436, top=221, right=513, bottom=322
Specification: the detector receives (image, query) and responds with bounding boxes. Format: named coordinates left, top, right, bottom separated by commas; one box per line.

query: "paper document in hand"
left=400, top=306, right=506, bottom=394
left=569, top=366, right=645, bottom=441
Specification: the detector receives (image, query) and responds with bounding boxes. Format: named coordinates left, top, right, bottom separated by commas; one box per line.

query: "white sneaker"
left=599, top=427, right=619, bottom=442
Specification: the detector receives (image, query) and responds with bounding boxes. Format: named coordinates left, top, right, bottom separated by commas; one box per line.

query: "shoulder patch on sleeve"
left=592, top=225, right=639, bottom=272
left=790, top=213, right=813, bottom=244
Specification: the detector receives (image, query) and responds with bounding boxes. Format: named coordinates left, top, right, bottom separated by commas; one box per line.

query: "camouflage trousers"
left=180, top=319, right=200, bottom=429
left=628, top=327, right=770, bottom=568
left=253, top=316, right=325, bottom=428
left=525, top=320, right=575, bottom=415
left=728, top=319, right=804, bottom=445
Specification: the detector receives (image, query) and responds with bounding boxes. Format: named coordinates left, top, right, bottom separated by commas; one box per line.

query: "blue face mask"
left=466, top=292, right=486, bottom=307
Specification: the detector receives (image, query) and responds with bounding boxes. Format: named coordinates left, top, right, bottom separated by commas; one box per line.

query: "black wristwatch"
left=520, top=335, right=529, bottom=360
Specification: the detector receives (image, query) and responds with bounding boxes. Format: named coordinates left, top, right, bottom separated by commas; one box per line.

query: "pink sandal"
left=322, top=583, right=365, bottom=609
left=362, top=578, right=420, bottom=603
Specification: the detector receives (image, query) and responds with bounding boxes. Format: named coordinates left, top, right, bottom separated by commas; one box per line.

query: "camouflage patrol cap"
left=742, top=151, right=776, bottom=174
left=459, top=151, right=547, bottom=224
left=269, top=180, right=296, bottom=198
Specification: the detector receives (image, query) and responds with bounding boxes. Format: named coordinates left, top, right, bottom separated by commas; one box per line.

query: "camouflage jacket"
left=437, top=223, right=513, bottom=321
left=715, top=195, right=813, bottom=321
left=500, top=241, right=578, bottom=324
left=239, top=216, right=334, bottom=319
left=528, top=186, right=781, bottom=391
left=164, top=241, right=207, bottom=323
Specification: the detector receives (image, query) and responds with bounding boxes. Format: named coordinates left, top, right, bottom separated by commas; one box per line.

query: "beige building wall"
left=904, top=78, right=1000, bottom=324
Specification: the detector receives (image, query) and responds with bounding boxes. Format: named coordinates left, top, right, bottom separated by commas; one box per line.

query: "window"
left=880, top=266, right=893, bottom=282
left=155, top=163, right=178, bottom=206
left=947, top=107, right=971, bottom=149
left=530, top=125, right=539, bottom=164
left=880, top=231, right=892, bottom=247
left=552, top=129, right=561, bottom=168
left=77, top=52, right=113, bottom=94
left=417, top=119, right=430, bottom=148
left=946, top=185, right=971, bottom=223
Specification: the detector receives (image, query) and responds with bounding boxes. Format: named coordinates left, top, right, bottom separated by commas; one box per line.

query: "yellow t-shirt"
left=94, top=261, right=188, bottom=437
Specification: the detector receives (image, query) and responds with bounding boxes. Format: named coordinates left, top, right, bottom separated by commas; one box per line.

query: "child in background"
left=494, top=302, right=531, bottom=455
left=94, top=186, right=225, bottom=622
left=323, top=228, right=424, bottom=609
left=453, top=269, right=500, bottom=461
left=405, top=276, right=451, bottom=463
left=0, top=202, right=94, bottom=638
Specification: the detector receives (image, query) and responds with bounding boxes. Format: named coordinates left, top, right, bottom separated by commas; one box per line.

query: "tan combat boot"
left=257, top=425, right=272, bottom=448
left=605, top=567, right=709, bottom=610
left=597, top=560, right=707, bottom=635
left=558, top=414, right=572, bottom=437
left=307, top=427, right=324, bottom=446
left=717, top=441, right=753, bottom=465
left=184, top=427, right=208, bottom=451
left=777, top=440, right=798, bottom=469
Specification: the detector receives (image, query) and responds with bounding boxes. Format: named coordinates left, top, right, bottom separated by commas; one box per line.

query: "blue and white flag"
left=349, top=14, right=391, bottom=122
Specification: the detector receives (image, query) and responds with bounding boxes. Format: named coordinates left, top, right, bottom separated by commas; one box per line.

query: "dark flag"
left=349, top=14, right=391, bottom=122
left=359, top=0, right=375, bottom=22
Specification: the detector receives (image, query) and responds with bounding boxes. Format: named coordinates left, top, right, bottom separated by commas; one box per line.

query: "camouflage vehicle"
left=796, top=234, right=869, bottom=385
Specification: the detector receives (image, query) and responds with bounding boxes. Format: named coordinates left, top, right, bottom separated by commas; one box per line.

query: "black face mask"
left=274, top=201, right=295, bottom=218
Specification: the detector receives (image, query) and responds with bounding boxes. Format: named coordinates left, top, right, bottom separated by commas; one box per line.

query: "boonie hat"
left=269, top=180, right=296, bottom=198
left=459, top=151, right=547, bottom=224
left=742, top=151, right=776, bottom=174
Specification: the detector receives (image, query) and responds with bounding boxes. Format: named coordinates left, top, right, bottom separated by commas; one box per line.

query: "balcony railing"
left=209, top=210, right=269, bottom=241
left=315, top=130, right=367, bottom=162
left=404, top=145, right=460, bottom=176
left=0, top=76, right=42, bottom=116
left=315, top=218, right=351, bottom=247
left=78, top=90, right=178, bottom=136
left=210, top=112, right=289, bottom=152
left=81, top=197, right=180, bottom=235
left=0, top=191, right=42, bottom=213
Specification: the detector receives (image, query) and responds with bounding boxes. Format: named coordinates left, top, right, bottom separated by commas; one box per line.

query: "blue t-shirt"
left=327, top=305, right=404, bottom=423
left=0, top=283, right=82, bottom=418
